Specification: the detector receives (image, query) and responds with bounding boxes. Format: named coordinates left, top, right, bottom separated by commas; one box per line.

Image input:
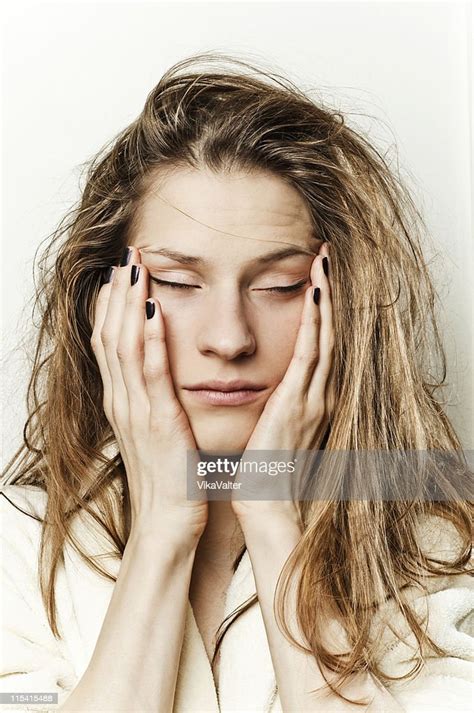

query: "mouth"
left=183, top=388, right=267, bottom=406
left=183, top=380, right=268, bottom=406
left=184, top=379, right=267, bottom=392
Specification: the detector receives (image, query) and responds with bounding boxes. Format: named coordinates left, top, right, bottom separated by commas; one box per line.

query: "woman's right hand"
left=91, top=245, right=208, bottom=545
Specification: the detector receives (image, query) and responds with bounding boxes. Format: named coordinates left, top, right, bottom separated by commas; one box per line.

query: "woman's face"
left=131, top=167, right=322, bottom=452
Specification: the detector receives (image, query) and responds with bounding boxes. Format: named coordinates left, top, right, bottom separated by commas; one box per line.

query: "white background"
left=1, top=0, right=473, bottom=463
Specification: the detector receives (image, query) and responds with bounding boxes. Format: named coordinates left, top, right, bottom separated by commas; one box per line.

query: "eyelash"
left=150, top=277, right=308, bottom=294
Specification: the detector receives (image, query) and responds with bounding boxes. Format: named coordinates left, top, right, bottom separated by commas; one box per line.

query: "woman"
left=1, top=52, right=472, bottom=712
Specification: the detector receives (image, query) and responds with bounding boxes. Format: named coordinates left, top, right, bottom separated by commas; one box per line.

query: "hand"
left=91, top=246, right=208, bottom=544
left=231, top=242, right=335, bottom=524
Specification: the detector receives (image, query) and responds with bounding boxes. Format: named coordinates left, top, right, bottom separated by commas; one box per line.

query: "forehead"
left=132, top=167, right=321, bottom=264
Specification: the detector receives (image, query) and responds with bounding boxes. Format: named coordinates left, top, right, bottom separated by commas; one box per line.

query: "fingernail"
left=322, top=257, right=329, bottom=278
left=131, top=265, right=140, bottom=286
left=313, top=287, right=320, bottom=305
left=120, top=247, right=132, bottom=266
left=103, top=266, right=115, bottom=284
left=146, top=300, right=155, bottom=319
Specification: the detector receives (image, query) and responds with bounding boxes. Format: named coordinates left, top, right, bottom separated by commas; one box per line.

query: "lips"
left=184, top=379, right=266, bottom=392
left=184, top=386, right=267, bottom=406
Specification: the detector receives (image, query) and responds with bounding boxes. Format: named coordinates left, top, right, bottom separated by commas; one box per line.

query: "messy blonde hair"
left=2, top=52, right=472, bottom=704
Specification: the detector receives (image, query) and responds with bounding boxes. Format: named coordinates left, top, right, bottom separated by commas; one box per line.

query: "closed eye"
left=150, top=277, right=308, bottom=293
left=150, top=277, right=196, bottom=290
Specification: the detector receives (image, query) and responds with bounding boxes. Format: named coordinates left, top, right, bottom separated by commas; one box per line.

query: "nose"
left=196, top=289, right=256, bottom=360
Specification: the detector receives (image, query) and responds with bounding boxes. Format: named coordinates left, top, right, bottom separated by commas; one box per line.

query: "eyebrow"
left=138, top=246, right=315, bottom=266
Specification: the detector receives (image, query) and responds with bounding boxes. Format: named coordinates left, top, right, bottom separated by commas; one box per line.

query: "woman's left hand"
left=231, top=241, right=335, bottom=525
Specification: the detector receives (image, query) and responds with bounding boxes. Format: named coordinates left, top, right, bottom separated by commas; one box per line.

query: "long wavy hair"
left=2, top=52, right=472, bottom=704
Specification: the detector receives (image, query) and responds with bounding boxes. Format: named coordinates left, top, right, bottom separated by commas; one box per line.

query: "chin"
left=189, top=414, right=257, bottom=454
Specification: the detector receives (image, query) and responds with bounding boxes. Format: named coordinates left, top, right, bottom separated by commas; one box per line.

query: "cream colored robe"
left=1, top=484, right=473, bottom=712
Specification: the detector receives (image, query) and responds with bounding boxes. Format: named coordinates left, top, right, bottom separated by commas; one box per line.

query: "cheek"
left=258, top=311, right=301, bottom=373
left=157, top=309, right=191, bottom=378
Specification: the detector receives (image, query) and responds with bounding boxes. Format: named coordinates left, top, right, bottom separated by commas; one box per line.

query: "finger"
left=308, top=252, right=334, bottom=405
left=100, top=246, right=138, bottom=425
left=319, top=240, right=330, bottom=259
left=142, top=297, right=184, bottom=425
left=278, top=254, right=322, bottom=397
left=117, top=255, right=151, bottom=419
left=324, top=360, right=337, bottom=419
left=90, top=266, right=117, bottom=422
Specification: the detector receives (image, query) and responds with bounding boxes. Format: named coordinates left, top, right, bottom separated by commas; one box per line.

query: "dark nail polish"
left=103, top=266, right=114, bottom=284
left=130, top=265, right=140, bottom=286
left=322, top=257, right=329, bottom=277
left=120, top=247, right=132, bottom=266
left=313, top=287, right=320, bottom=305
left=146, top=300, right=155, bottom=319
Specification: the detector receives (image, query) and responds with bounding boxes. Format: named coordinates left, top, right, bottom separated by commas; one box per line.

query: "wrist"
left=128, top=520, right=202, bottom=557
left=236, top=505, right=303, bottom=540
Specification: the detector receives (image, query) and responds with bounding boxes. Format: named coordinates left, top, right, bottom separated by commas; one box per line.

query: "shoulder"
left=1, top=483, right=48, bottom=532
left=0, top=484, right=48, bottom=576
left=0, top=486, right=79, bottom=705
left=1, top=482, right=122, bottom=562
left=1, top=482, right=48, bottom=513
left=372, top=512, right=473, bottom=675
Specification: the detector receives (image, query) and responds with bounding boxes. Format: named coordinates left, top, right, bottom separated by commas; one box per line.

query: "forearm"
left=59, top=529, right=198, bottom=713
left=240, top=515, right=403, bottom=712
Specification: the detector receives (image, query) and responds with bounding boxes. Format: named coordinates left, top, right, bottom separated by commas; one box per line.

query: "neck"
left=195, top=500, right=245, bottom=571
